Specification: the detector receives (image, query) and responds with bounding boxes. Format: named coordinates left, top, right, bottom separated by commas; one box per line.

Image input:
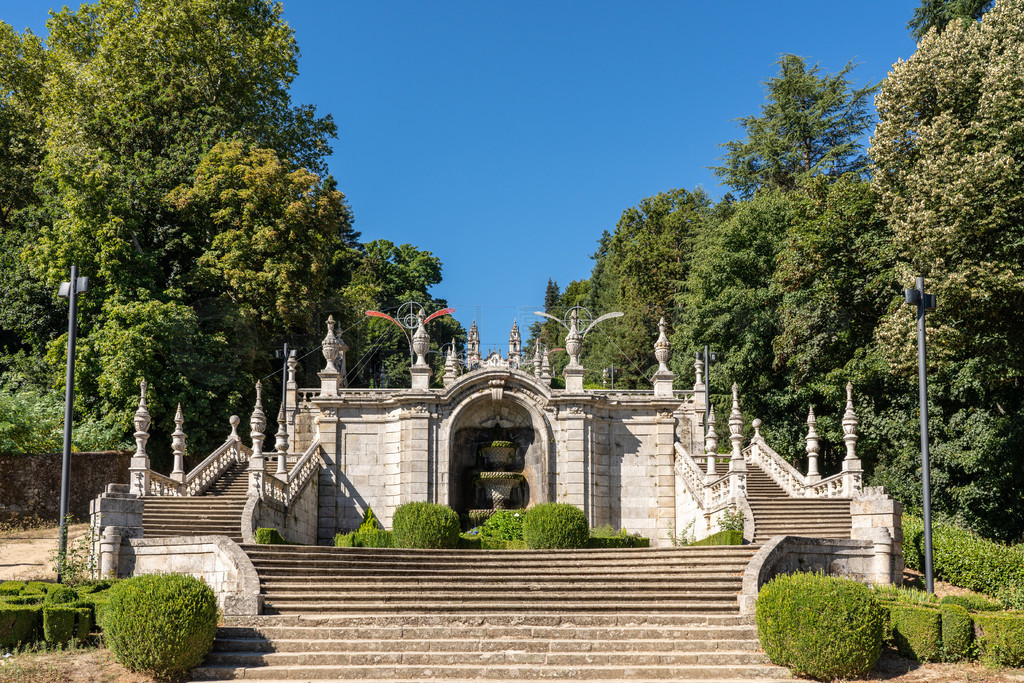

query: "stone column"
left=655, top=409, right=677, bottom=546
left=704, top=404, right=719, bottom=481
left=89, top=483, right=143, bottom=579
left=274, top=406, right=289, bottom=476
left=315, top=406, right=340, bottom=544
left=248, top=381, right=267, bottom=495
left=728, top=383, right=747, bottom=500
left=842, top=382, right=863, bottom=496
left=128, top=380, right=151, bottom=496
left=170, top=403, right=186, bottom=484
left=851, top=487, right=904, bottom=584
left=557, top=406, right=587, bottom=512
left=805, top=406, right=821, bottom=483
left=400, top=404, right=431, bottom=503
left=692, top=353, right=706, bottom=424
left=652, top=317, right=675, bottom=398
left=285, top=352, right=299, bottom=445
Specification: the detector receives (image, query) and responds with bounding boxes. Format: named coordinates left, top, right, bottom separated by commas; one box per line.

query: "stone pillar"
left=319, top=315, right=345, bottom=397
left=315, top=406, right=340, bottom=544
left=728, top=383, right=747, bottom=500
left=170, top=403, right=186, bottom=484
left=285, top=351, right=299, bottom=445
left=692, top=353, right=706, bottom=422
left=655, top=410, right=677, bottom=546
left=89, top=483, right=143, bottom=579
left=400, top=404, right=431, bottom=503
left=128, top=380, right=151, bottom=496
left=274, top=405, right=289, bottom=476
left=558, top=406, right=587, bottom=511
left=842, top=382, right=863, bottom=496
left=248, top=381, right=267, bottom=495
left=851, top=486, right=904, bottom=584
left=652, top=317, right=674, bottom=398
left=805, top=406, right=821, bottom=483
left=704, top=404, right=718, bottom=481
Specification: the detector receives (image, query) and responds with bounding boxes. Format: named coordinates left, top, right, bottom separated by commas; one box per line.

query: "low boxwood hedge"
left=334, top=529, right=395, bottom=548
left=522, top=503, right=588, bottom=549
left=974, top=612, right=1024, bottom=667
left=939, top=593, right=1003, bottom=612
left=392, top=502, right=460, bottom=549
left=756, top=572, right=885, bottom=680
left=0, top=603, right=41, bottom=648
left=691, top=530, right=744, bottom=546
left=586, top=535, right=650, bottom=548
left=939, top=602, right=974, bottom=661
left=254, top=527, right=287, bottom=545
left=43, top=605, right=78, bottom=646
left=889, top=603, right=942, bottom=662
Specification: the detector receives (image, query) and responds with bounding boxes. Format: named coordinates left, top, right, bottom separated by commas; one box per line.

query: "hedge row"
left=0, top=579, right=114, bottom=649
left=903, top=515, right=1024, bottom=607
left=691, top=530, right=744, bottom=546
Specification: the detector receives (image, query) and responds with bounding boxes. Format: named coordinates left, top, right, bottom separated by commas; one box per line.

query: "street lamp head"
left=58, top=276, right=89, bottom=299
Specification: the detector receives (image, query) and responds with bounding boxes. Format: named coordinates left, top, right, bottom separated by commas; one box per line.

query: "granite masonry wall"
left=1, top=451, right=131, bottom=520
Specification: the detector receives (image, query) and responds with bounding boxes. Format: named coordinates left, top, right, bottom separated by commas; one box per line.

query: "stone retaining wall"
left=0, top=451, right=130, bottom=519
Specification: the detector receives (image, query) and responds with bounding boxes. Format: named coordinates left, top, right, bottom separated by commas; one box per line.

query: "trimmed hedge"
left=45, top=585, right=78, bottom=605
left=586, top=535, right=650, bottom=548
left=334, top=529, right=394, bottom=548
left=522, top=503, right=588, bottom=550
left=889, top=603, right=942, bottom=662
left=940, top=594, right=1003, bottom=612
left=0, top=603, right=41, bottom=648
left=691, top=530, right=744, bottom=546
left=457, top=534, right=528, bottom=550
left=939, top=602, right=974, bottom=661
left=392, top=502, right=460, bottom=549
left=104, top=574, right=219, bottom=679
left=903, top=515, right=1024, bottom=604
left=974, top=612, right=1024, bottom=667
left=756, top=572, right=885, bottom=680
left=254, top=527, right=287, bottom=545
left=43, top=605, right=77, bottom=646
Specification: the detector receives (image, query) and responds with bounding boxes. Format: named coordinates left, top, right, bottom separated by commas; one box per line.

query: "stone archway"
left=444, top=391, right=553, bottom=526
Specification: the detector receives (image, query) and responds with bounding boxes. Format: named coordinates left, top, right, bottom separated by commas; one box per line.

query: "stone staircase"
left=190, top=545, right=793, bottom=681
left=142, top=461, right=248, bottom=543
left=746, top=464, right=852, bottom=543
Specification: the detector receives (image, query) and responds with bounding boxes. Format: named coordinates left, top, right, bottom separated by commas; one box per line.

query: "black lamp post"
left=57, top=266, right=88, bottom=583
left=905, top=276, right=937, bottom=593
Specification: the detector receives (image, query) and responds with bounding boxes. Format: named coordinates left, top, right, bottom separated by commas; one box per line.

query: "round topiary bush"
left=756, top=572, right=885, bottom=680
left=522, top=503, right=588, bottom=549
left=104, top=573, right=218, bottom=679
left=392, top=502, right=461, bottom=549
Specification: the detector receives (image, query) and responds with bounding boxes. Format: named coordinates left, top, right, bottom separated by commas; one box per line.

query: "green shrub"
left=974, top=611, right=1024, bottom=667
left=358, top=507, right=381, bottom=532
left=481, top=510, right=524, bottom=541
left=691, top=530, right=744, bottom=546
left=902, top=514, right=1024, bottom=601
left=939, top=594, right=1003, bottom=612
left=79, top=579, right=117, bottom=594
left=997, top=584, right=1024, bottom=610
left=0, top=603, right=41, bottom=648
left=889, top=603, right=942, bottom=662
left=522, top=503, right=588, bottom=550
left=586, top=535, right=650, bottom=548
left=25, top=581, right=51, bottom=595
left=45, top=585, right=78, bottom=605
left=333, top=528, right=394, bottom=549
left=74, top=606, right=94, bottom=641
left=457, top=533, right=527, bottom=550
left=0, top=580, right=25, bottom=596
left=756, top=572, right=884, bottom=680
left=3, top=595, right=44, bottom=605
left=939, top=602, right=974, bottom=661
left=719, top=507, right=745, bottom=532
left=104, top=573, right=219, bottom=679
left=254, top=527, right=287, bottom=545
left=872, top=584, right=938, bottom=606
left=89, top=595, right=111, bottom=630
left=43, top=605, right=77, bottom=646
left=392, top=502, right=460, bottom=549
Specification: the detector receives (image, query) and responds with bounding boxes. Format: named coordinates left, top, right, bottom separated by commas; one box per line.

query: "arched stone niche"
left=445, top=394, right=552, bottom=522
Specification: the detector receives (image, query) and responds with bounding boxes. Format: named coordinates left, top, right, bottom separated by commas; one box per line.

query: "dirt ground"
left=0, top=647, right=157, bottom=683
left=0, top=523, right=89, bottom=581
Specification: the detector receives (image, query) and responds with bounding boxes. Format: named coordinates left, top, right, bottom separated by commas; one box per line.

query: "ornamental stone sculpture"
left=652, top=317, right=674, bottom=397
left=249, top=381, right=267, bottom=493
left=805, top=406, right=821, bottom=482
left=705, top=403, right=719, bottom=479
left=274, top=405, right=289, bottom=475
left=321, top=315, right=343, bottom=374
left=728, top=383, right=744, bottom=466
left=842, top=382, right=863, bottom=494
left=129, top=380, right=152, bottom=495
left=564, top=310, right=582, bottom=368
left=532, top=342, right=542, bottom=377
left=170, top=403, right=186, bottom=483
left=319, top=316, right=348, bottom=395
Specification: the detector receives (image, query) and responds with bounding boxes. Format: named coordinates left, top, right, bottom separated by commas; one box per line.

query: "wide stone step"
left=257, top=575, right=743, bottom=587
left=211, top=637, right=761, bottom=654
left=189, top=662, right=788, bottom=680
left=260, top=601, right=743, bottom=615
left=258, top=581, right=742, bottom=595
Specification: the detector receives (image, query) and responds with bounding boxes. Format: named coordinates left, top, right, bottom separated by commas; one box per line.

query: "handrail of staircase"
left=147, top=470, right=182, bottom=496
left=748, top=437, right=851, bottom=499
left=261, top=440, right=323, bottom=509
left=182, top=436, right=246, bottom=497
left=673, top=443, right=737, bottom=512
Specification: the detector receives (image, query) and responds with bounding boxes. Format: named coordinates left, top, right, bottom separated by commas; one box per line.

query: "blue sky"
left=4, top=2, right=918, bottom=350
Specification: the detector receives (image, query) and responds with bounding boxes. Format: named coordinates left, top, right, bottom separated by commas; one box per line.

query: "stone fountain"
left=467, top=439, right=525, bottom=527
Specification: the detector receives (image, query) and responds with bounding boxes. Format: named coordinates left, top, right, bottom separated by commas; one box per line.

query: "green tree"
left=870, top=0, right=1024, bottom=539
left=712, top=55, right=877, bottom=199
left=907, top=0, right=993, bottom=41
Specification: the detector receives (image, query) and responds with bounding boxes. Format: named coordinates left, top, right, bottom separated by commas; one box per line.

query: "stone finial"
left=250, top=380, right=266, bottom=459
left=705, top=403, right=719, bottom=478
left=321, top=315, right=343, bottom=374
left=286, top=352, right=298, bottom=391
left=533, top=342, right=542, bottom=377
left=806, top=406, right=821, bottom=481
left=412, top=310, right=430, bottom=366
left=565, top=309, right=582, bottom=367
left=842, top=382, right=859, bottom=460
left=443, top=342, right=458, bottom=387
left=694, top=352, right=705, bottom=387
left=274, top=405, right=289, bottom=475
left=752, top=418, right=762, bottom=441
left=229, top=414, right=240, bottom=441
left=654, top=317, right=671, bottom=373
left=467, top=321, right=481, bottom=365
left=133, top=380, right=151, bottom=451
left=540, top=344, right=552, bottom=381
left=171, top=403, right=186, bottom=481
left=728, top=383, right=745, bottom=465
